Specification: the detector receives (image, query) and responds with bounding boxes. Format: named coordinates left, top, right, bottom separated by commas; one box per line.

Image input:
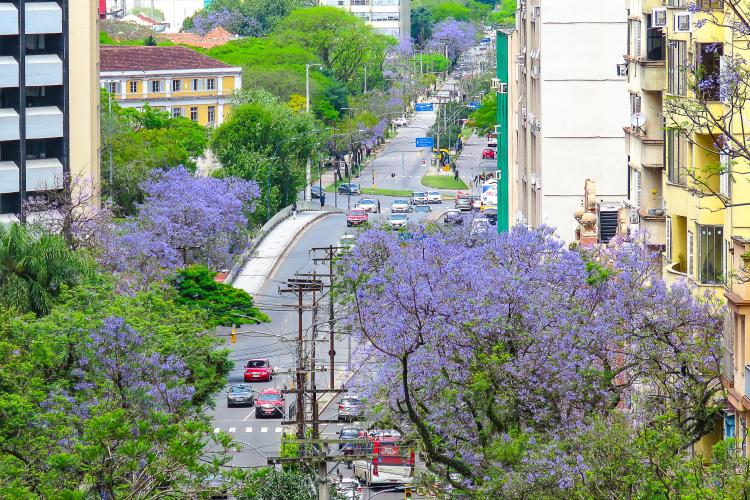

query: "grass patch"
left=421, top=175, right=469, bottom=190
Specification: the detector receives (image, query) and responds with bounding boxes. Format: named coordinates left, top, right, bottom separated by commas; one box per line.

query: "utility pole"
left=311, top=245, right=344, bottom=390
left=305, top=64, right=321, bottom=201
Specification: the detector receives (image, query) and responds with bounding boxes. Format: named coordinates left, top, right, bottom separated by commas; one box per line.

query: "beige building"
left=0, top=0, right=100, bottom=221
left=100, top=46, right=242, bottom=127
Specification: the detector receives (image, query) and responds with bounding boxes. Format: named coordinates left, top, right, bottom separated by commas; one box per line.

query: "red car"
left=244, top=358, right=273, bottom=382
left=482, top=148, right=496, bottom=159
left=346, top=209, right=368, bottom=227
left=255, top=388, right=285, bottom=418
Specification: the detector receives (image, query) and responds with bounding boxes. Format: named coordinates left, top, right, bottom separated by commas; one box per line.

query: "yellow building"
left=99, top=45, right=242, bottom=127
left=0, top=0, right=100, bottom=221
left=647, top=2, right=750, bottom=452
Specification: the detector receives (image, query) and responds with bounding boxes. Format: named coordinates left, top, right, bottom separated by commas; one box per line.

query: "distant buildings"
left=0, top=0, right=100, bottom=221
left=104, top=0, right=206, bottom=32
left=99, top=46, right=242, bottom=127
left=319, top=0, right=410, bottom=39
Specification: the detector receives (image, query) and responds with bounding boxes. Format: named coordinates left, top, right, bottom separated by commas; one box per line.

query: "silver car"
left=227, top=384, right=254, bottom=407
left=391, top=199, right=410, bottom=213
left=388, top=213, right=408, bottom=230
left=338, top=397, right=365, bottom=421
left=427, top=191, right=442, bottom=203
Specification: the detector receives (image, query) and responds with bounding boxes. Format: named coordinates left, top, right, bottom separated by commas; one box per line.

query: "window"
left=698, top=0, right=724, bottom=9
left=698, top=225, right=724, bottom=284
left=630, top=93, right=641, bottom=115
left=25, top=34, right=45, bottom=52
left=172, top=79, right=182, bottom=92
left=687, top=230, right=695, bottom=278
left=192, top=79, right=202, bottom=91
left=171, top=107, right=183, bottom=118
left=351, top=0, right=369, bottom=5
left=190, top=106, right=198, bottom=122
left=646, top=14, right=665, bottom=61
left=150, top=80, right=162, bottom=93
left=720, top=153, right=731, bottom=197
left=697, top=43, right=723, bottom=101
left=129, top=81, right=137, bottom=93
left=206, top=78, right=216, bottom=91
left=725, top=413, right=736, bottom=440
left=668, top=41, right=687, bottom=96
left=631, top=169, right=641, bottom=208
left=371, top=12, right=399, bottom=22
left=667, top=129, right=687, bottom=185
left=668, top=0, right=687, bottom=7
left=106, top=81, right=119, bottom=94
left=666, top=217, right=672, bottom=262
left=633, top=20, right=642, bottom=58
left=207, top=105, right=216, bottom=124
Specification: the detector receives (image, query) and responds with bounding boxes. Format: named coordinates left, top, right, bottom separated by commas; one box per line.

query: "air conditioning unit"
left=515, top=54, right=524, bottom=64
left=629, top=209, right=640, bottom=225
left=616, top=63, right=628, bottom=77
left=490, top=78, right=500, bottom=89
left=497, top=82, right=508, bottom=94
left=647, top=208, right=665, bottom=217
left=534, top=176, right=542, bottom=190
left=652, top=8, right=667, bottom=27
left=530, top=5, right=540, bottom=20
left=674, top=13, right=692, bottom=33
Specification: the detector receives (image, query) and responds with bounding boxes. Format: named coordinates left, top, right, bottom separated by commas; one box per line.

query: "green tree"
left=468, top=92, right=497, bottom=134
left=0, top=223, right=90, bottom=316
left=235, top=468, right=317, bottom=500
left=411, top=6, right=433, bottom=46
left=172, top=265, right=269, bottom=328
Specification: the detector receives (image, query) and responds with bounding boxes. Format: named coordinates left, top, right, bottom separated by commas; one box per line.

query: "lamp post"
left=305, top=63, right=323, bottom=201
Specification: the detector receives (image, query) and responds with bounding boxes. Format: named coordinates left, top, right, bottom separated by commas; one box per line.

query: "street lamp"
left=305, top=63, right=323, bottom=201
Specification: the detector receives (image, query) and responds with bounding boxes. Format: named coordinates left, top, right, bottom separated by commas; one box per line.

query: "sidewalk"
left=231, top=211, right=329, bottom=296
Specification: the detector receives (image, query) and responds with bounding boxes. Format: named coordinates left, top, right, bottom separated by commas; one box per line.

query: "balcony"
left=25, top=2, right=62, bottom=34
left=640, top=213, right=665, bottom=246
left=26, top=106, right=62, bottom=139
left=0, top=108, right=19, bottom=141
left=26, top=158, right=62, bottom=191
left=0, top=3, right=18, bottom=35
left=637, top=60, right=665, bottom=92
left=25, top=54, right=62, bottom=87
left=0, top=56, right=18, bottom=88
left=625, top=127, right=664, bottom=169
left=0, top=161, right=19, bottom=193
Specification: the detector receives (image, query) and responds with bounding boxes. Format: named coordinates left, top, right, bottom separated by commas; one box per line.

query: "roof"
left=100, top=45, right=233, bottom=73
left=164, top=27, right=234, bottom=49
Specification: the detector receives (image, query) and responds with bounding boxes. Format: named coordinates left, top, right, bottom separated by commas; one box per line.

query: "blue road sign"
left=415, top=102, right=434, bottom=112
left=468, top=101, right=481, bottom=110
left=416, top=137, right=434, bottom=148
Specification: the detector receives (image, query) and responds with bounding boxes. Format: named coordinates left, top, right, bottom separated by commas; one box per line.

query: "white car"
left=356, top=198, right=378, bottom=212
left=410, top=191, right=428, bottom=205
left=338, top=234, right=357, bottom=251
left=471, top=217, right=490, bottom=235
left=391, top=199, right=410, bottom=213
left=427, top=191, right=442, bottom=204
left=388, top=213, right=408, bottom=229
left=392, top=116, right=408, bottom=127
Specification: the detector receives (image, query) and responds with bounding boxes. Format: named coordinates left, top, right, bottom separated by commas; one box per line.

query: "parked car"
left=339, top=426, right=367, bottom=469
left=482, top=148, right=496, bottom=159
left=346, top=209, right=368, bottom=227
left=227, top=384, right=254, bottom=407
left=410, top=191, right=429, bottom=205
left=413, top=205, right=432, bottom=213
left=487, top=133, right=498, bottom=147
left=470, top=217, right=490, bottom=236
left=427, top=191, right=442, bottom=203
left=255, top=389, right=285, bottom=418
left=333, top=477, right=363, bottom=499
left=443, top=209, right=463, bottom=224
left=388, top=213, right=409, bottom=230
left=392, top=116, right=408, bottom=127
left=356, top=198, right=378, bottom=212
left=311, top=185, right=324, bottom=199
left=244, top=358, right=273, bottom=382
left=338, top=397, right=365, bottom=421
left=338, top=183, right=361, bottom=195
left=455, top=198, right=472, bottom=212
left=483, top=208, right=498, bottom=225
left=390, top=199, right=410, bottom=213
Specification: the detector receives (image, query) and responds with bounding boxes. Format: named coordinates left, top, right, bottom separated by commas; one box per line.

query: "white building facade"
left=510, top=0, right=629, bottom=241
left=320, top=0, right=410, bottom=39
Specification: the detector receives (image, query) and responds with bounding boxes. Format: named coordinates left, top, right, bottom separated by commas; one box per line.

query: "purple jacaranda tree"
left=187, top=8, right=262, bottom=36
left=99, top=166, right=259, bottom=290
left=427, top=19, right=476, bottom=62
left=337, top=225, right=724, bottom=495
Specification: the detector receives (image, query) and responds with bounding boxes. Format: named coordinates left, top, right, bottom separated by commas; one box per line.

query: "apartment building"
left=0, top=0, right=100, bottom=221
left=319, top=0, right=410, bottom=38
left=508, top=0, right=629, bottom=241
left=99, top=45, right=242, bottom=127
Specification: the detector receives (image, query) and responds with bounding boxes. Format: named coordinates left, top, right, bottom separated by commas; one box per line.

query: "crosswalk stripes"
left=228, top=427, right=236, bottom=433
left=275, top=427, right=282, bottom=433
left=260, top=427, right=268, bottom=433
left=246, top=427, right=252, bottom=433
left=213, top=425, right=284, bottom=434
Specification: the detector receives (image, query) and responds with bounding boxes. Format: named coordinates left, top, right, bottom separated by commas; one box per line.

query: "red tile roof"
left=100, top=46, right=234, bottom=72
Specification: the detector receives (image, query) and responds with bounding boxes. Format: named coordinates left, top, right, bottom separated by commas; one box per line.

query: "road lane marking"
left=213, top=428, right=220, bottom=434
left=242, top=412, right=253, bottom=421
left=275, top=427, right=282, bottom=433
left=261, top=427, right=268, bottom=433
left=246, top=427, right=252, bottom=433
left=228, top=427, right=236, bottom=433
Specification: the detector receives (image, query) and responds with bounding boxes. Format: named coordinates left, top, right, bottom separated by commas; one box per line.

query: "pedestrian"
left=291, top=202, right=298, bottom=219
left=454, top=169, right=459, bottom=181
left=377, top=199, right=381, bottom=213
left=320, top=193, right=326, bottom=209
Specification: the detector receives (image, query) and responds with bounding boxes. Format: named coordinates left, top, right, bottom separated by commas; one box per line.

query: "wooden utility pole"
left=311, top=245, right=344, bottom=389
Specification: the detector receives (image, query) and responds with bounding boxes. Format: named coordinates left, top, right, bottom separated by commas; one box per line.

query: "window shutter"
left=720, top=153, right=730, bottom=196
left=687, top=230, right=694, bottom=277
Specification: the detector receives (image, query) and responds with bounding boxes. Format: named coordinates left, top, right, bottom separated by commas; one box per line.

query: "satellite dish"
left=631, top=112, right=647, bottom=128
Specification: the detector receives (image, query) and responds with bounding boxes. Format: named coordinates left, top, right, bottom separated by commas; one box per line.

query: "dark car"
left=338, top=397, right=365, bottom=421
left=311, top=185, right=324, bottom=199
left=227, top=384, right=254, bottom=407
left=443, top=209, right=463, bottom=225
left=483, top=208, right=498, bottom=225
left=255, top=388, right=285, bottom=418
left=338, top=183, right=361, bottom=195
left=413, top=205, right=432, bottom=213
left=338, top=426, right=367, bottom=468
left=455, top=197, right=472, bottom=212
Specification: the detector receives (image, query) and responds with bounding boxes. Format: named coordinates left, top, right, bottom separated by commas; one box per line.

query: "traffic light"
left=404, top=486, right=412, bottom=499
left=230, top=326, right=237, bottom=344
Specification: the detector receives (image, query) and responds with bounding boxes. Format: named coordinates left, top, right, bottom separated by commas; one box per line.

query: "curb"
left=266, top=211, right=337, bottom=283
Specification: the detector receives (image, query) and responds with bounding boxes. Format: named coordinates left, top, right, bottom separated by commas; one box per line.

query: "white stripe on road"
left=275, top=427, right=282, bottom=433
left=242, top=412, right=254, bottom=421
left=246, top=427, right=252, bottom=433
left=261, top=427, right=268, bottom=433
left=228, top=427, right=236, bottom=433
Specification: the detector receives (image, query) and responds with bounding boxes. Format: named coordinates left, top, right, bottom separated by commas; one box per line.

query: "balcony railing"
left=0, top=56, right=18, bottom=88
left=25, top=54, right=62, bottom=87
left=26, top=158, right=62, bottom=191
left=0, top=3, right=18, bottom=35
left=25, top=2, right=62, bottom=34
left=25, top=106, right=63, bottom=139
left=0, top=161, right=19, bottom=194
left=0, top=108, right=20, bottom=141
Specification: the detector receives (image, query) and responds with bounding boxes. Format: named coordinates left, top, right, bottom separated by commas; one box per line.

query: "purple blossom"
left=188, top=8, right=261, bottom=36
left=427, top=20, right=476, bottom=61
